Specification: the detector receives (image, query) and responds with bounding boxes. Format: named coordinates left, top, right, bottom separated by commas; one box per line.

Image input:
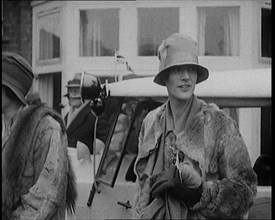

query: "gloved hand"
left=177, top=161, right=202, bottom=189
left=151, top=164, right=179, bottom=198
left=151, top=164, right=202, bottom=207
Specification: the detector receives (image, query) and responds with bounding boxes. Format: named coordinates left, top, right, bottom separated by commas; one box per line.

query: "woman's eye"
left=187, top=66, right=195, bottom=72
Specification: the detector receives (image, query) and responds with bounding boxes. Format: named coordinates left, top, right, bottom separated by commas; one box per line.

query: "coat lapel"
left=66, top=104, right=91, bottom=134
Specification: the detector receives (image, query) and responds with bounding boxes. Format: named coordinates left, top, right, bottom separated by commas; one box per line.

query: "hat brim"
left=2, top=79, right=27, bottom=105
left=153, top=63, right=209, bottom=86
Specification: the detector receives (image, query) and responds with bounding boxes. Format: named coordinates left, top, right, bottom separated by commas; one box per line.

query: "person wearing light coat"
left=2, top=52, right=77, bottom=220
left=133, top=33, right=257, bottom=219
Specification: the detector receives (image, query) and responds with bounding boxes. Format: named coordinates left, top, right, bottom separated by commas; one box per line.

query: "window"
left=37, top=10, right=61, bottom=61
left=96, top=97, right=139, bottom=186
left=79, top=9, right=119, bottom=57
left=261, top=8, right=271, bottom=58
left=38, top=72, right=61, bottom=113
left=261, top=107, right=271, bottom=155
left=138, top=8, right=179, bottom=56
left=198, top=7, right=240, bottom=56
left=95, top=98, right=162, bottom=186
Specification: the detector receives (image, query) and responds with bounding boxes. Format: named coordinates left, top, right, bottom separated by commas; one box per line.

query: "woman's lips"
left=178, top=84, right=190, bottom=90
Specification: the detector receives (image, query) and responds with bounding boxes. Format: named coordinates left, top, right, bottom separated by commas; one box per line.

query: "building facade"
left=2, top=0, right=271, bottom=165
left=2, top=1, right=32, bottom=63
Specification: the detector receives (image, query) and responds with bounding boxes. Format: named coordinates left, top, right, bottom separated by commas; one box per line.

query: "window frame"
left=35, top=6, right=62, bottom=66
left=258, top=1, right=271, bottom=63
left=95, top=97, right=139, bottom=187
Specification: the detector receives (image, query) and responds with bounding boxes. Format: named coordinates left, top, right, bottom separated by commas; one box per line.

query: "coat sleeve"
left=133, top=112, right=165, bottom=219
left=133, top=119, right=158, bottom=218
left=133, top=119, right=146, bottom=218
left=11, top=116, right=69, bottom=220
left=192, top=114, right=257, bottom=219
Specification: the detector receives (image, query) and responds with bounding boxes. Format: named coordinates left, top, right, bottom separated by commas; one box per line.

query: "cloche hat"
left=2, top=52, right=34, bottom=105
left=154, top=33, right=209, bottom=86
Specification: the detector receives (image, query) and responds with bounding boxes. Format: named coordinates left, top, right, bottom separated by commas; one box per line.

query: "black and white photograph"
left=2, top=0, right=271, bottom=219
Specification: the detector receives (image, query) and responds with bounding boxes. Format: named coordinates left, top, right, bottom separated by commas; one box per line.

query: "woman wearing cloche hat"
left=133, top=33, right=257, bottom=219
left=2, top=52, right=77, bottom=219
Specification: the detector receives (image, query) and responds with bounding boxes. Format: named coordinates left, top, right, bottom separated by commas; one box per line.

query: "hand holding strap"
left=151, top=164, right=202, bottom=207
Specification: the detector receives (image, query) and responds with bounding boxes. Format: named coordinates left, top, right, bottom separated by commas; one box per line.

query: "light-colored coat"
left=2, top=105, right=77, bottom=220
left=133, top=99, right=257, bottom=219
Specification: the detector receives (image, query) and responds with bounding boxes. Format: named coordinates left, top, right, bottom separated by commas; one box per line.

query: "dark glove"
left=168, top=182, right=202, bottom=207
left=151, top=164, right=202, bottom=207
left=151, top=164, right=180, bottom=198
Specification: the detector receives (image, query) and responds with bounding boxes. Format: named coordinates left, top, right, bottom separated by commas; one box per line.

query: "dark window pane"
left=38, top=11, right=61, bottom=60
left=261, top=8, right=271, bottom=58
left=198, top=7, right=240, bottom=56
left=80, top=9, right=119, bottom=57
left=138, top=8, right=179, bottom=56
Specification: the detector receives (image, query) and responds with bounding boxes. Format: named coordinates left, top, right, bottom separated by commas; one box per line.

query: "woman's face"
left=165, top=65, right=198, bottom=102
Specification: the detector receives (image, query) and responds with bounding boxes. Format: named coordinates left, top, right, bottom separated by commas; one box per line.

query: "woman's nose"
left=181, top=69, right=190, bottom=80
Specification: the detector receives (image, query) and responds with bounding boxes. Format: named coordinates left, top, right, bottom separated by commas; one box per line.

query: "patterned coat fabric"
left=133, top=99, right=257, bottom=219
left=2, top=105, right=77, bottom=220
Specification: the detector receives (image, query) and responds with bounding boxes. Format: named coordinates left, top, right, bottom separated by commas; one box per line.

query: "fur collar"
left=135, top=100, right=222, bottom=178
left=2, top=104, right=65, bottom=182
left=2, top=104, right=66, bottom=218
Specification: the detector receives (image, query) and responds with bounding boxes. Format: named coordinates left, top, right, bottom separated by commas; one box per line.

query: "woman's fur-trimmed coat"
left=133, top=100, right=257, bottom=219
left=2, top=104, right=77, bottom=220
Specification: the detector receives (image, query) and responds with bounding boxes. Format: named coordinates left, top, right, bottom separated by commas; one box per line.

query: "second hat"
left=154, top=33, right=209, bottom=86
left=2, top=52, right=34, bottom=105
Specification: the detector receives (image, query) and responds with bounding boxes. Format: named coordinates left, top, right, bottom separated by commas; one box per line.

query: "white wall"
left=239, top=108, right=261, bottom=166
